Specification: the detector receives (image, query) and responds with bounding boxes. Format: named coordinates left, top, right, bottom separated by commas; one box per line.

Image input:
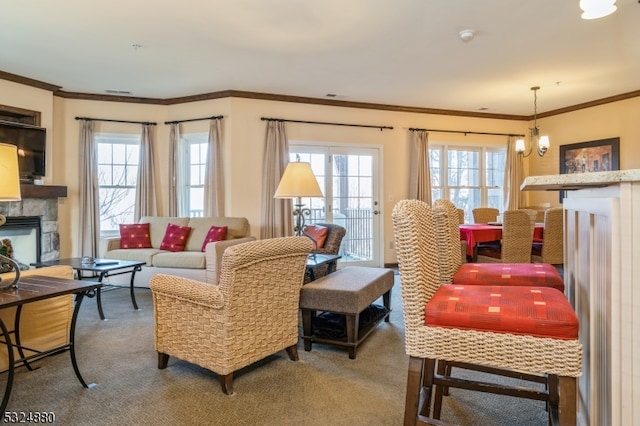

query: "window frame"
left=96, top=133, right=140, bottom=238
left=430, top=141, right=507, bottom=222
left=178, top=132, right=209, bottom=217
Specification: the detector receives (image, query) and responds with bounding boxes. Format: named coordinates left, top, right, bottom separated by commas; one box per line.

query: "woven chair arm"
left=150, top=274, right=225, bottom=309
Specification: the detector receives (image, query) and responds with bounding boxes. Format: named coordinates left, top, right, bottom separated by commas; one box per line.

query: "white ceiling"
left=2, top=0, right=639, bottom=116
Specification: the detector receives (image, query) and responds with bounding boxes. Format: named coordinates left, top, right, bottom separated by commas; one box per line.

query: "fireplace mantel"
left=20, top=184, right=67, bottom=199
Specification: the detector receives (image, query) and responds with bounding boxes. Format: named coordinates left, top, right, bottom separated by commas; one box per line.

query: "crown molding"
left=2, top=69, right=638, bottom=121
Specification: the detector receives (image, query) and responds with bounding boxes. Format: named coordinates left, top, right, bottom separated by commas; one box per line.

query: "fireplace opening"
left=0, top=216, right=41, bottom=268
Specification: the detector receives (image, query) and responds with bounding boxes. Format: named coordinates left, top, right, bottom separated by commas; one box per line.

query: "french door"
left=290, top=145, right=382, bottom=268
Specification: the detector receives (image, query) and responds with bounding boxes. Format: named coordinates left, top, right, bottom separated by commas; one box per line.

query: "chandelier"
left=579, top=0, right=617, bottom=20
left=515, top=86, right=550, bottom=158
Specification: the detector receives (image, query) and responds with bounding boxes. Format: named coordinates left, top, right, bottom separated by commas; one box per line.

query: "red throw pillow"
left=159, top=223, right=192, bottom=252
left=119, top=223, right=152, bottom=249
left=303, top=225, right=328, bottom=249
left=201, top=226, right=228, bottom=252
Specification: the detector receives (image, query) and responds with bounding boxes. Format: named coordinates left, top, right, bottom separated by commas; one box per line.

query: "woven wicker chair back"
left=472, top=207, right=499, bottom=224
left=433, top=199, right=463, bottom=283
left=310, top=223, right=346, bottom=255
left=540, top=207, right=563, bottom=264
left=457, top=208, right=465, bottom=224
left=500, top=210, right=535, bottom=263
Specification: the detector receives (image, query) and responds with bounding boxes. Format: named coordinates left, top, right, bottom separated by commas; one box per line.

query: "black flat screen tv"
left=0, top=121, right=46, bottom=181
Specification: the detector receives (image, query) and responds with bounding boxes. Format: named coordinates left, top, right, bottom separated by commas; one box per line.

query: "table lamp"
left=274, top=162, right=323, bottom=236
left=0, top=143, right=22, bottom=290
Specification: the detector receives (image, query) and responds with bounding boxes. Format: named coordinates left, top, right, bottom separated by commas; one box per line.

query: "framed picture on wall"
left=558, top=137, right=620, bottom=202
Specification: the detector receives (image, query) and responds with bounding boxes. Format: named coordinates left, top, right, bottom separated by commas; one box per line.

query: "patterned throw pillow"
left=303, top=225, right=328, bottom=249
left=119, top=223, right=152, bottom=249
left=201, top=226, right=228, bottom=252
left=159, top=223, right=192, bottom=252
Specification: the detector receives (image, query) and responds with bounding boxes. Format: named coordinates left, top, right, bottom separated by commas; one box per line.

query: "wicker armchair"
left=303, top=223, right=345, bottom=282
left=392, top=200, right=581, bottom=425
left=150, top=237, right=312, bottom=395
left=532, top=207, right=564, bottom=265
left=472, top=207, right=499, bottom=224
left=476, top=209, right=534, bottom=263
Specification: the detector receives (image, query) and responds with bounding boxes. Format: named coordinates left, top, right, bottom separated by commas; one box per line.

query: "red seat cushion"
left=159, top=223, right=192, bottom=252
left=453, top=263, right=564, bottom=292
left=119, top=223, right=152, bottom=249
left=303, top=225, right=328, bottom=249
left=425, top=285, right=578, bottom=340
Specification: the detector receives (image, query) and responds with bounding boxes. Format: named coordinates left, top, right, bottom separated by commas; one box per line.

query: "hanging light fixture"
left=515, top=86, right=550, bottom=158
left=579, top=0, right=617, bottom=20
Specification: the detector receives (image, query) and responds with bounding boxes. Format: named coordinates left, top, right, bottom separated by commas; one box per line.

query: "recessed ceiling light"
left=459, top=29, right=476, bottom=42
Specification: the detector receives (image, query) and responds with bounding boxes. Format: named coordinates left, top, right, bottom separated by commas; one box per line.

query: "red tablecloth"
left=459, top=224, right=544, bottom=257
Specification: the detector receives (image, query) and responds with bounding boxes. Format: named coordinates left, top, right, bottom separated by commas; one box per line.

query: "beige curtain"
left=260, top=120, right=292, bottom=238
left=203, top=118, right=225, bottom=217
left=168, top=123, right=180, bottom=217
left=408, top=129, right=432, bottom=204
left=503, top=136, right=524, bottom=210
left=78, top=120, right=100, bottom=257
left=134, top=124, right=158, bottom=221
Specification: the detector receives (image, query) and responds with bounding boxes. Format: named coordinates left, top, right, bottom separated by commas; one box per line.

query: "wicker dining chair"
left=476, top=209, right=534, bottom=263
left=392, top=199, right=582, bottom=425
left=150, top=237, right=312, bottom=395
left=472, top=207, right=499, bottom=224
left=532, top=207, right=564, bottom=265
left=456, top=208, right=465, bottom=224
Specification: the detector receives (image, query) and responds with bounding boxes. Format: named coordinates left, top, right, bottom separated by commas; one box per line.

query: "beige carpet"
left=3, top=277, right=548, bottom=425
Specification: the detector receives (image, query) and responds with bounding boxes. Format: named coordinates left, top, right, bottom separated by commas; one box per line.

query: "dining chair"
left=392, top=199, right=581, bottom=425
left=521, top=203, right=551, bottom=223
left=456, top=208, right=465, bottom=224
left=476, top=209, right=534, bottom=263
left=532, top=207, right=564, bottom=265
left=472, top=207, right=499, bottom=224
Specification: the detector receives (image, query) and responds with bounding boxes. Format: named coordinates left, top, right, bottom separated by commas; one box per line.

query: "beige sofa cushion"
left=152, top=251, right=206, bottom=269
left=185, top=217, right=250, bottom=252
left=104, top=248, right=162, bottom=264
left=0, top=265, right=75, bottom=371
left=139, top=216, right=190, bottom=249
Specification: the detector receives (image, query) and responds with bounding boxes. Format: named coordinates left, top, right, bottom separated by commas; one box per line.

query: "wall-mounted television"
left=0, top=121, right=46, bottom=182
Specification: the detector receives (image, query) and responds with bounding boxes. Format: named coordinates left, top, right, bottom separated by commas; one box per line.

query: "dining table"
left=459, top=223, right=544, bottom=260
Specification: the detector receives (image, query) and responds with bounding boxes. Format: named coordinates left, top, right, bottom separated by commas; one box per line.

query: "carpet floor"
left=2, top=278, right=549, bottom=425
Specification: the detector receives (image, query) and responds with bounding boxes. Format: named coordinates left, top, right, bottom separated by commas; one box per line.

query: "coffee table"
left=32, top=258, right=145, bottom=320
left=306, top=253, right=341, bottom=282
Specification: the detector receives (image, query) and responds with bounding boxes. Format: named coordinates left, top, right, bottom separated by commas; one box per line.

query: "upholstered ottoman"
left=299, top=266, right=394, bottom=359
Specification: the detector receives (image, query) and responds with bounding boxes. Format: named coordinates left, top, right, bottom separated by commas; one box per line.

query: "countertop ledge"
left=521, top=169, right=640, bottom=191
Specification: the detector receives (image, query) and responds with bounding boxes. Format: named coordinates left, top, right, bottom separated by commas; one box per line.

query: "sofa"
left=102, top=216, right=255, bottom=287
left=0, top=265, right=75, bottom=371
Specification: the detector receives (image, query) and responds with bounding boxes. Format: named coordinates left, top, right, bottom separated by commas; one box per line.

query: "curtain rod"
left=409, top=127, right=524, bottom=137
left=75, top=116, right=157, bottom=125
left=164, top=115, right=224, bottom=125
left=261, top=117, right=393, bottom=131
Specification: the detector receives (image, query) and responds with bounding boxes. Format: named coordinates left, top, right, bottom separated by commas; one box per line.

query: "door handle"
left=373, top=210, right=380, bottom=215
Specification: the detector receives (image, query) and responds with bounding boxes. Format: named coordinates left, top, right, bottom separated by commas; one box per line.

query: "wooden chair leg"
left=157, top=352, right=169, bottom=369
left=432, top=360, right=447, bottom=419
left=220, top=373, right=234, bottom=395
left=405, top=356, right=425, bottom=425
left=285, top=344, right=299, bottom=361
left=558, top=376, right=577, bottom=426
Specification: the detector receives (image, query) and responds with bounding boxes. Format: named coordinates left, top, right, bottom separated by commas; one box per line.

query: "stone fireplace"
left=0, top=184, right=67, bottom=267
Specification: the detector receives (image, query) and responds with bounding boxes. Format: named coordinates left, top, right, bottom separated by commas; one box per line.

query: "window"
left=430, top=144, right=506, bottom=222
left=97, top=134, right=140, bottom=236
left=179, top=133, right=208, bottom=217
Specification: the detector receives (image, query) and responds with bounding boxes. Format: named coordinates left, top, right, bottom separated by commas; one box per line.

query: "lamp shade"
left=0, top=143, right=22, bottom=201
left=274, top=162, right=323, bottom=199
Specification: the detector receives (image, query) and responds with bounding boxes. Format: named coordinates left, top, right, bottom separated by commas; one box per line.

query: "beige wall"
left=2, top=78, right=639, bottom=264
